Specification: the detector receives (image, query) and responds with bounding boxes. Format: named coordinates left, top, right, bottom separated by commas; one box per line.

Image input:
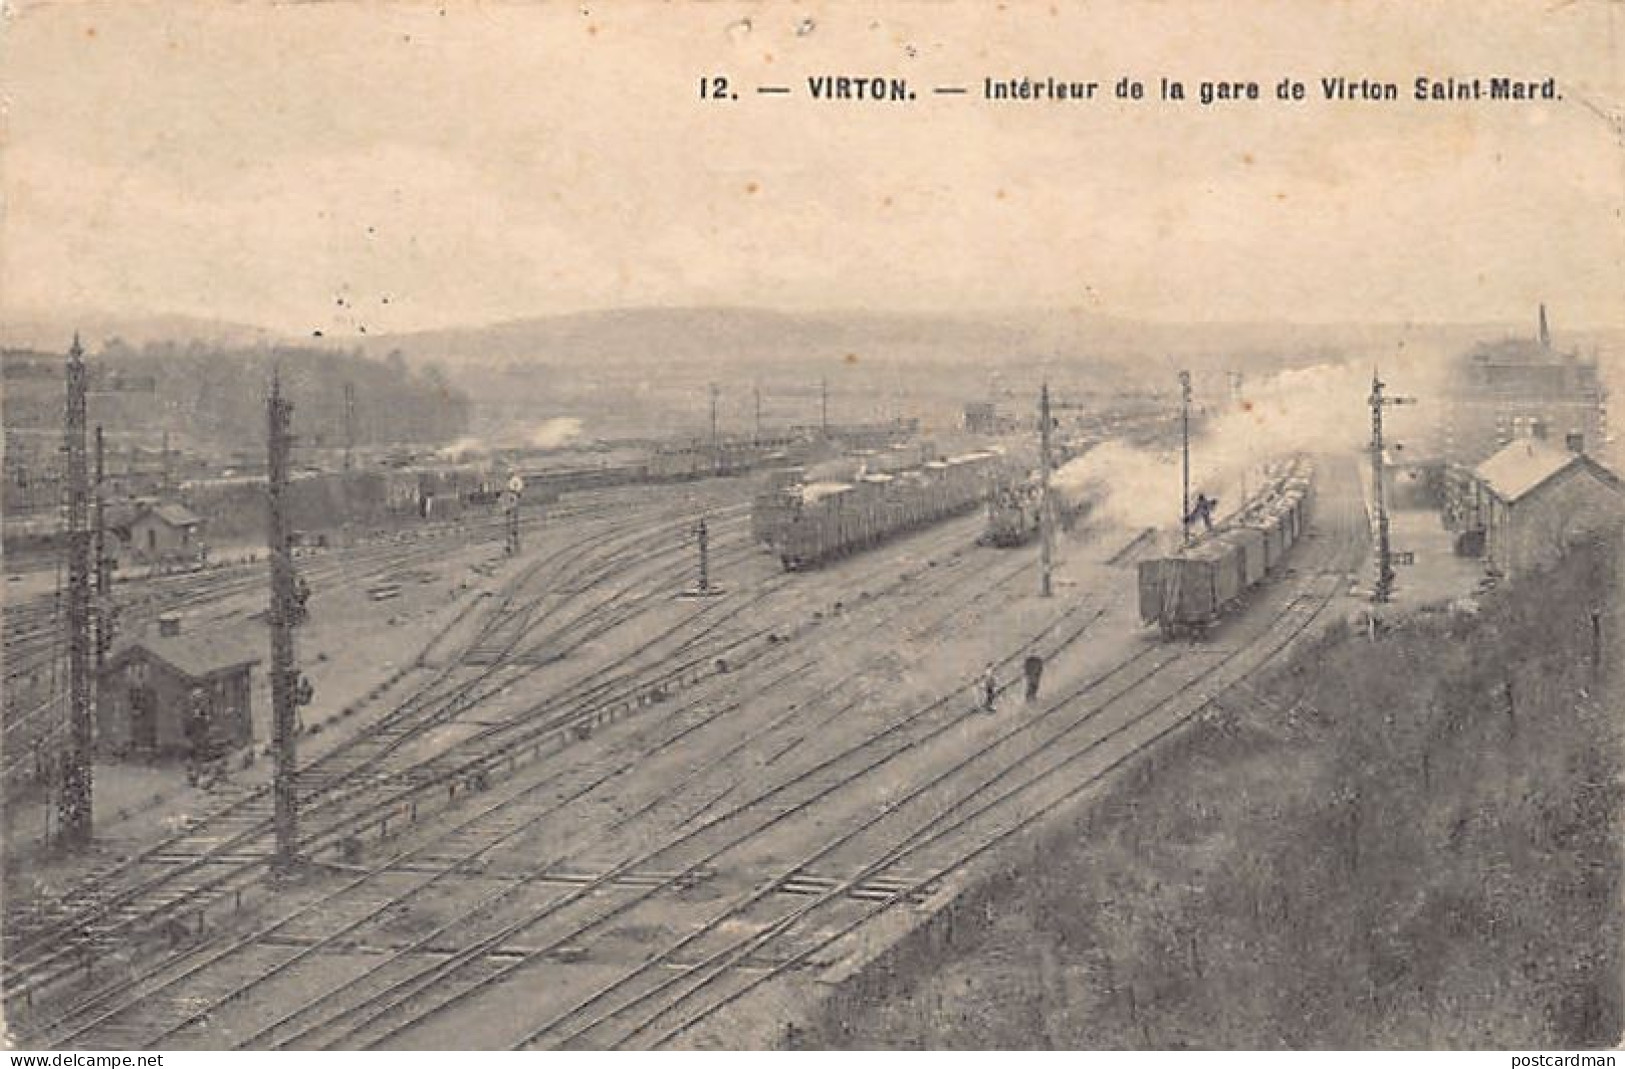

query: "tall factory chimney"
left=1538, top=303, right=1551, bottom=350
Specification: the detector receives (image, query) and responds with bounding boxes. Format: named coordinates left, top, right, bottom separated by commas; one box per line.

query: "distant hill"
left=356, top=307, right=1073, bottom=371
left=353, top=306, right=1594, bottom=376
left=10, top=304, right=1616, bottom=404
left=0, top=311, right=277, bottom=352
left=1, top=342, right=470, bottom=451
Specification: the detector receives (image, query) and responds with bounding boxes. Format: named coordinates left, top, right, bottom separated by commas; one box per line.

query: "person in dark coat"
left=1023, top=654, right=1045, bottom=702
left=1185, top=493, right=1218, bottom=533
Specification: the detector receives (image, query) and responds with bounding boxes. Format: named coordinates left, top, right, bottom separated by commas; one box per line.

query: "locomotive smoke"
left=438, top=435, right=488, bottom=460
left=435, top=416, right=586, bottom=458
left=1055, top=352, right=1452, bottom=533
left=528, top=417, right=584, bottom=450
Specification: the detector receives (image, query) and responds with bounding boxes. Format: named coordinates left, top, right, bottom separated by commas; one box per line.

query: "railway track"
left=8, top=474, right=1003, bottom=1026
left=234, top=461, right=1364, bottom=1051
left=1, top=481, right=670, bottom=684
left=0, top=509, right=584, bottom=790
left=10, top=442, right=1256, bottom=1052
left=1, top=492, right=753, bottom=1004
left=47, top=532, right=1079, bottom=1039
left=1, top=496, right=622, bottom=656
left=568, top=460, right=1370, bottom=1051
left=19, top=503, right=1040, bottom=1046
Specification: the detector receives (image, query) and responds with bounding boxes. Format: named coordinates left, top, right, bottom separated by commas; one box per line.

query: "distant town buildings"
left=963, top=401, right=999, bottom=434
left=1440, top=305, right=1607, bottom=468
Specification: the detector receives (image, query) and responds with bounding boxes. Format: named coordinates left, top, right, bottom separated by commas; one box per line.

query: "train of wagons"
left=519, top=421, right=924, bottom=491
left=1136, top=457, right=1316, bottom=637
left=752, top=451, right=1003, bottom=570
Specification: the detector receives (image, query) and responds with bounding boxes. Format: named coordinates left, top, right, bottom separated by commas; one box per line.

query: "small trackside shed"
left=97, top=618, right=259, bottom=758
left=125, top=501, right=204, bottom=567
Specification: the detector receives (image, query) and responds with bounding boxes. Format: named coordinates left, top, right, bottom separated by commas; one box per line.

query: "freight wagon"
left=1137, top=457, right=1315, bottom=637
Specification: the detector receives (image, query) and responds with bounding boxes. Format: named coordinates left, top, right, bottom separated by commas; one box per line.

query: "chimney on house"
left=157, top=612, right=182, bottom=638
left=1566, top=431, right=1585, bottom=454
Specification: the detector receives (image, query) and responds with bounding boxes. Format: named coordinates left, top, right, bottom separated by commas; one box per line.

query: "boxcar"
left=1238, top=512, right=1285, bottom=571
left=1138, top=456, right=1316, bottom=637
left=1231, top=526, right=1268, bottom=587
left=1138, top=535, right=1246, bottom=632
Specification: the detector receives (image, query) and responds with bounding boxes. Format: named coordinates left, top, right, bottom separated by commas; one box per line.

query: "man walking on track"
left=1024, top=654, right=1045, bottom=702
left=981, top=663, right=998, bottom=714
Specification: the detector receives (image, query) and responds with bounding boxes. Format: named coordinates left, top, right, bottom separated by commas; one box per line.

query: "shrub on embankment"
left=806, top=540, right=1623, bottom=1049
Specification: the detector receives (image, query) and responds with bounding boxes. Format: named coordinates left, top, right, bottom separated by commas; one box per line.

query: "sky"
left=2, top=0, right=1622, bottom=337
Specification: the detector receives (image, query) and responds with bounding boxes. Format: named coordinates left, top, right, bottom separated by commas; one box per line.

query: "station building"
left=1464, top=439, right=1625, bottom=579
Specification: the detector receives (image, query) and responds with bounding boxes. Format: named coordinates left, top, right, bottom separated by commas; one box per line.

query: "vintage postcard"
left=1, top=0, right=1621, bottom=1054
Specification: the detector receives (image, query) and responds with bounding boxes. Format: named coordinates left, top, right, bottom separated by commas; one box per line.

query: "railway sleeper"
left=776, top=874, right=933, bottom=904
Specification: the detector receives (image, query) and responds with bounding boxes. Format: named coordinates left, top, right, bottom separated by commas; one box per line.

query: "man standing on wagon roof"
left=1185, top=492, right=1217, bottom=533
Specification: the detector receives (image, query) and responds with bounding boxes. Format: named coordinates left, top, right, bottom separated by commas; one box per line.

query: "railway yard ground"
left=4, top=441, right=1613, bottom=1050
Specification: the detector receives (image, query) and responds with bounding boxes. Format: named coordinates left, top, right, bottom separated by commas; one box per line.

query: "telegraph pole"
left=678, top=514, right=724, bottom=598
left=1179, top=370, right=1193, bottom=547
left=93, top=425, right=111, bottom=671
left=267, top=373, right=304, bottom=871
left=695, top=516, right=711, bottom=594
left=1369, top=369, right=1416, bottom=603
left=820, top=378, right=829, bottom=439
left=504, top=473, right=524, bottom=555
left=754, top=384, right=762, bottom=446
left=60, top=335, right=93, bottom=849
left=709, top=383, right=721, bottom=473
left=343, top=381, right=357, bottom=472
left=1229, top=367, right=1246, bottom=501
left=1039, top=382, right=1054, bottom=598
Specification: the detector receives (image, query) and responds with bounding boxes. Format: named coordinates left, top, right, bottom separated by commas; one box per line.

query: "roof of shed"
left=134, top=502, right=203, bottom=528
left=1476, top=440, right=1624, bottom=503
left=105, top=625, right=260, bottom=681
